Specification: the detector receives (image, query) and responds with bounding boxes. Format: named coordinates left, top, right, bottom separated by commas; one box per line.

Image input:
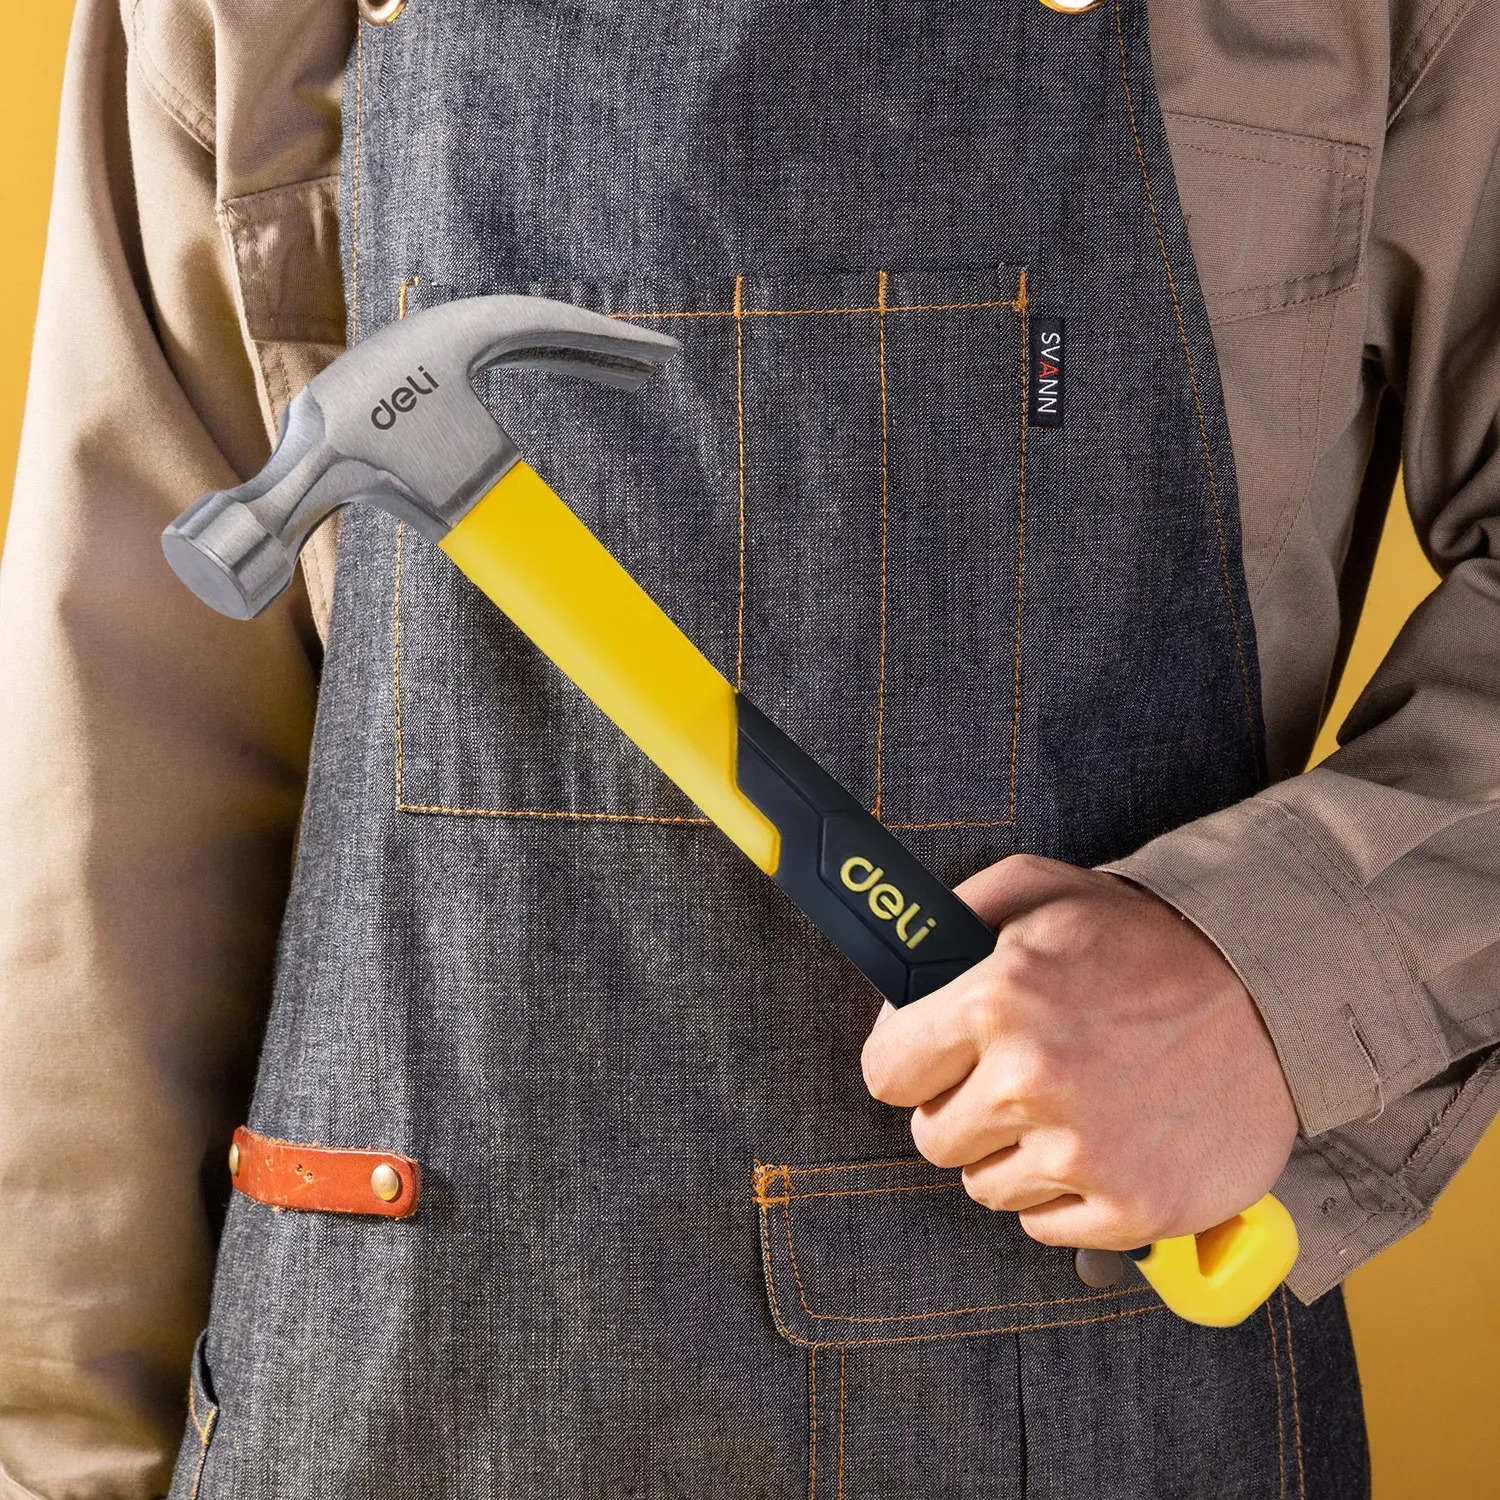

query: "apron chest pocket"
left=391, top=268, right=1029, bottom=834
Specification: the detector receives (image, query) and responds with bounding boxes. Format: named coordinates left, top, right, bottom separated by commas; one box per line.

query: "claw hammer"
left=163, top=294, right=1296, bottom=1326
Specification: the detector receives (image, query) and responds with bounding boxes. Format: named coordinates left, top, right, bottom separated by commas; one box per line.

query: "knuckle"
left=960, top=1165, right=1006, bottom=1212
left=1001, top=852, right=1055, bottom=886
left=910, top=1122, right=963, bottom=1171
left=954, top=977, right=1003, bottom=1045
left=997, top=1042, right=1065, bottom=1109
left=1047, top=1129, right=1097, bottom=1184
left=987, top=936, right=1041, bottom=995
left=1091, top=1193, right=1163, bottom=1250
left=1017, top=1210, right=1071, bottom=1247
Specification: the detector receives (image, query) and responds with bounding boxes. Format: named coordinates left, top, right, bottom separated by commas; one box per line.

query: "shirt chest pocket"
left=390, top=268, right=1028, bottom=834
left=1161, top=113, right=1372, bottom=602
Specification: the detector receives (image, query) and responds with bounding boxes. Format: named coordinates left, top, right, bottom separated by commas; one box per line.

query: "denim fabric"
left=171, top=0, right=1366, bottom=1495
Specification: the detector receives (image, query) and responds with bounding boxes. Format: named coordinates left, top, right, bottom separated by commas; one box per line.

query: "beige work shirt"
left=2, top=0, right=1498, bottom=1494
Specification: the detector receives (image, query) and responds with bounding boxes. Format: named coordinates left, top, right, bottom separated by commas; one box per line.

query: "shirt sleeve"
left=0, top=1, right=325, bottom=1493
left=1107, top=4, right=1500, bottom=1302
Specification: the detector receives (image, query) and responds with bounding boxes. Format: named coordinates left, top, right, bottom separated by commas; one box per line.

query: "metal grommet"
left=371, top=1163, right=402, bottom=1202
left=1038, top=0, right=1105, bottom=13
left=357, top=0, right=408, bottom=25
left=1074, top=1247, right=1124, bottom=1288
left=228, top=1141, right=241, bottom=1177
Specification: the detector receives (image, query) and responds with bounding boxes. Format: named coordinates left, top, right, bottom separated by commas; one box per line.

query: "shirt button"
left=1074, top=1248, right=1124, bottom=1288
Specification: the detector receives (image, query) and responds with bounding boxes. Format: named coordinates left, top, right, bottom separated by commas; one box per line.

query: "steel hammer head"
left=162, top=296, right=678, bottom=619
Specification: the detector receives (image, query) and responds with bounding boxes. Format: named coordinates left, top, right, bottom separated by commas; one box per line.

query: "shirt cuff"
left=1101, top=795, right=1450, bottom=1139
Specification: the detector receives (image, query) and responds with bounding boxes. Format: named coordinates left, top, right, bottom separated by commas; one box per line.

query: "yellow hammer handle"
left=1129, top=1194, right=1299, bottom=1326
left=440, top=462, right=781, bottom=873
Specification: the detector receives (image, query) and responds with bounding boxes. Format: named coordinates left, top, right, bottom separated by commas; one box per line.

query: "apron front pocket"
left=752, top=1156, right=1333, bottom=1500
left=167, top=1331, right=222, bottom=1500
left=753, top=1156, right=1163, bottom=1499
left=391, top=268, right=1028, bottom=837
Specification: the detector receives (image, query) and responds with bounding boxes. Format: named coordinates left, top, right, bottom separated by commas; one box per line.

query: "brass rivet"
left=371, top=1163, right=402, bottom=1202
left=228, top=1142, right=240, bottom=1176
left=1038, top=0, right=1104, bottom=12
left=357, top=0, right=408, bottom=24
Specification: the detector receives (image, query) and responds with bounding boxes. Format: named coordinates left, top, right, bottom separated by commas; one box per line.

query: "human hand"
left=860, top=854, right=1298, bottom=1249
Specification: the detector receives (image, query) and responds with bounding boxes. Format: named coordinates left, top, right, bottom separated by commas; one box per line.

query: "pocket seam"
left=1115, top=10, right=1262, bottom=785
left=1264, top=1287, right=1308, bottom=1498
left=185, top=1343, right=220, bottom=1500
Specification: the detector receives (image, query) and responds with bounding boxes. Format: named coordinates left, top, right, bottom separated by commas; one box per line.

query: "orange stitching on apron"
left=808, top=1345, right=819, bottom=1500
left=837, top=1348, right=847, bottom=1500
left=187, top=1374, right=212, bottom=1444
left=735, top=273, right=748, bottom=688
left=1265, top=1299, right=1288, bottom=1497
left=399, top=800, right=711, bottom=823
left=780, top=1193, right=1152, bottom=1323
left=1281, top=1288, right=1307, bottom=1497
left=186, top=1374, right=218, bottom=1500
left=757, top=1157, right=970, bottom=1206
left=753, top=1166, right=1170, bottom=1354
left=874, top=270, right=891, bottom=819
left=782, top=1182, right=964, bottom=1204
left=753, top=1162, right=793, bottom=1205
left=760, top=1195, right=805, bottom=1344
left=398, top=274, right=422, bottom=320
left=393, top=275, right=1026, bottom=826
left=885, top=816, right=1017, bottom=830
left=1010, top=269, right=1030, bottom=824
left=610, top=295, right=1026, bottom=321
left=787, top=1157, right=940, bottom=1177
left=1112, top=0, right=1262, bottom=782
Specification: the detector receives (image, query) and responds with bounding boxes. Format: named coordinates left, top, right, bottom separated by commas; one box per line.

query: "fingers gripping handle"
left=730, top=702, right=1297, bottom=1326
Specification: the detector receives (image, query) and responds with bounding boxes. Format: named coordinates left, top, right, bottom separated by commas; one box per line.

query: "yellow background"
left=2, top=8, right=1496, bottom=1495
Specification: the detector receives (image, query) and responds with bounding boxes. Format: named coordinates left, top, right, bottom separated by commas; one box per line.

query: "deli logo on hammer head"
left=370, top=367, right=441, bottom=430
left=1029, top=317, right=1064, bottom=428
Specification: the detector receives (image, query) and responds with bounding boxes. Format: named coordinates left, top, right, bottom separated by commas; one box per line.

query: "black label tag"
left=1029, top=317, right=1064, bottom=428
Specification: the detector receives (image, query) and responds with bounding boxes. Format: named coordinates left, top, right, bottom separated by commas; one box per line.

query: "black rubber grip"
left=734, top=697, right=997, bottom=1007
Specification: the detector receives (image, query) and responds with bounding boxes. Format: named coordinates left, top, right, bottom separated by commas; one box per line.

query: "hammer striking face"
left=162, top=293, right=1296, bottom=1330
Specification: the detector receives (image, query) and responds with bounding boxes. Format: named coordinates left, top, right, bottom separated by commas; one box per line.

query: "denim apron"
left=172, top=1, right=1367, bottom=1495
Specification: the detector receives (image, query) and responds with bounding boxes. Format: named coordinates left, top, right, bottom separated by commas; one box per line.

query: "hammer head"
left=162, top=296, right=678, bottom=619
